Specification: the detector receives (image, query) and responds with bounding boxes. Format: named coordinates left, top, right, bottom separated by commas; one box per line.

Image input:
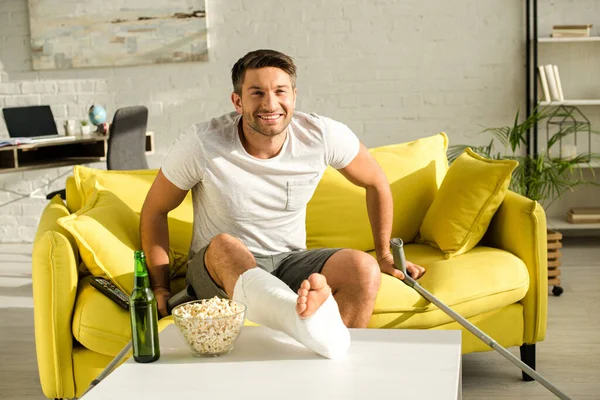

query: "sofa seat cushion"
left=73, top=276, right=187, bottom=356
left=368, top=244, right=529, bottom=329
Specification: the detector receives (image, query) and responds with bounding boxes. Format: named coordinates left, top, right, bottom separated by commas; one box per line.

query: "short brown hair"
left=231, top=49, right=297, bottom=95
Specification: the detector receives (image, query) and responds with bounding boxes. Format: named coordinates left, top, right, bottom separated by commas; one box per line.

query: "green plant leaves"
left=447, top=104, right=600, bottom=207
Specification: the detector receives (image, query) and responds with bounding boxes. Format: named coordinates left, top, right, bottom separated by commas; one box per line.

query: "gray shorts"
left=184, top=245, right=342, bottom=300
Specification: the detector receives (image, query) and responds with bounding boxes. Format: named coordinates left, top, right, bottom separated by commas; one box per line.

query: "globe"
left=88, top=105, right=107, bottom=126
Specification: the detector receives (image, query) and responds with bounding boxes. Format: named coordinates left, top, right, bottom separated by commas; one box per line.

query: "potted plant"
left=448, top=105, right=600, bottom=296
left=81, top=120, right=92, bottom=135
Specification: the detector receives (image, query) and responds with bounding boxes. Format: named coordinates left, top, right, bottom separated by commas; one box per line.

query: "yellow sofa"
left=32, top=133, right=548, bottom=399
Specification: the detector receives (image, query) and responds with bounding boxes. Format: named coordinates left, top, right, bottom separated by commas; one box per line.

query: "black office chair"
left=46, top=106, right=149, bottom=200
left=107, top=105, right=149, bottom=170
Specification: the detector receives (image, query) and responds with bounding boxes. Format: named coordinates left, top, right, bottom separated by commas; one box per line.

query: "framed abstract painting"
left=27, top=0, right=208, bottom=70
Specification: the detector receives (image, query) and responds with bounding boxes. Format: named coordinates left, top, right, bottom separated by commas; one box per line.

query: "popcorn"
left=172, top=297, right=246, bottom=356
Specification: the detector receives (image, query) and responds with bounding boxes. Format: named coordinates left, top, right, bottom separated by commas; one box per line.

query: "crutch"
left=80, top=288, right=196, bottom=397
left=80, top=341, right=132, bottom=397
left=390, top=238, right=571, bottom=400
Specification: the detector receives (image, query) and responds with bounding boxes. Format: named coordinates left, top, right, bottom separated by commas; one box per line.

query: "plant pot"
left=547, top=229, right=563, bottom=296
left=81, top=125, right=92, bottom=135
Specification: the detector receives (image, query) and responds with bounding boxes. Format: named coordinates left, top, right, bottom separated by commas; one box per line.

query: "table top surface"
left=84, top=325, right=462, bottom=400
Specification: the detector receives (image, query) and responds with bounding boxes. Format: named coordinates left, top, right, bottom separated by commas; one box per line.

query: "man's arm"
left=338, top=144, right=425, bottom=280
left=140, top=169, right=189, bottom=316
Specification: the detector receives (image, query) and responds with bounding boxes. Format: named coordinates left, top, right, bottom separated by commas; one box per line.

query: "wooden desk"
left=0, top=132, right=154, bottom=174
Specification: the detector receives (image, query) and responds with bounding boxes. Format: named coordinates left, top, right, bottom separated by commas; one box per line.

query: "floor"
left=1, top=237, right=599, bottom=399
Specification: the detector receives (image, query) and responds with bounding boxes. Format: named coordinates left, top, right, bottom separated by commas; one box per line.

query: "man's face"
left=232, top=67, right=297, bottom=138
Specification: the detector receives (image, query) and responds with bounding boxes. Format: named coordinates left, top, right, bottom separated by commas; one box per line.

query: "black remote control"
left=89, top=276, right=130, bottom=310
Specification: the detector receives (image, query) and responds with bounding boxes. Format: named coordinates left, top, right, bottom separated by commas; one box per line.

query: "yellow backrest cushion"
left=71, top=165, right=193, bottom=263
left=306, top=133, right=448, bottom=251
left=57, top=187, right=186, bottom=293
left=418, top=148, right=518, bottom=257
left=65, top=176, right=80, bottom=213
left=73, top=165, right=159, bottom=213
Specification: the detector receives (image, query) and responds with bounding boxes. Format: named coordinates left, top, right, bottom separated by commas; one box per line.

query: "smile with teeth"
left=258, top=114, right=282, bottom=120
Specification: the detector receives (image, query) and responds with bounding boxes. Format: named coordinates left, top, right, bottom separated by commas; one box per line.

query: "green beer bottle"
left=130, top=250, right=160, bottom=363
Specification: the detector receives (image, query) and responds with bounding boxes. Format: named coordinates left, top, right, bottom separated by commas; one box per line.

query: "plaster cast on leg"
left=232, top=268, right=350, bottom=359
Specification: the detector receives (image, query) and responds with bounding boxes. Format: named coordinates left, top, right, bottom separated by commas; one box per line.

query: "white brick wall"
left=0, top=0, right=598, bottom=242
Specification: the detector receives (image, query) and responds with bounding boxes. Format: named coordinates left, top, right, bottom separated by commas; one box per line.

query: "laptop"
left=2, top=105, right=76, bottom=144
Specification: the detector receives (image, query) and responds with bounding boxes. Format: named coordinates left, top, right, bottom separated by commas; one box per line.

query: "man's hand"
left=153, top=286, right=172, bottom=318
left=378, top=253, right=426, bottom=281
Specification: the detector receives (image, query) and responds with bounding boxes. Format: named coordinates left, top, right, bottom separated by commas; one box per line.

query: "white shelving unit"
left=538, top=36, right=600, bottom=43
left=547, top=216, right=600, bottom=231
left=575, top=161, right=600, bottom=168
left=538, top=37, right=600, bottom=107
left=539, top=100, right=600, bottom=106
left=536, top=28, right=600, bottom=236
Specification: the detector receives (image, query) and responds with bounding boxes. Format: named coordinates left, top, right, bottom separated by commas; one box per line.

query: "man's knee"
left=329, top=249, right=381, bottom=296
left=205, top=233, right=255, bottom=271
left=354, top=252, right=381, bottom=295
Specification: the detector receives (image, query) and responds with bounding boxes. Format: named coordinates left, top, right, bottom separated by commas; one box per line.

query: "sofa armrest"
left=32, top=231, right=79, bottom=399
left=482, top=190, right=548, bottom=344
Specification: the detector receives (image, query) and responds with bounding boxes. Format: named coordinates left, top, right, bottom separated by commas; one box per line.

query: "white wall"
left=0, top=0, right=594, bottom=242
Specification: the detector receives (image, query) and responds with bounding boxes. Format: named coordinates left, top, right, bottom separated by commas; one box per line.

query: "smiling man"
left=140, top=49, right=425, bottom=358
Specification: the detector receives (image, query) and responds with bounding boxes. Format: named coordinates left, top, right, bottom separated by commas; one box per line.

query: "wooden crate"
left=547, top=229, right=563, bottom=287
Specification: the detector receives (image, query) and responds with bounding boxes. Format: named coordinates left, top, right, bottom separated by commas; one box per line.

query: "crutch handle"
left=390, top=238, right=416, bottom=288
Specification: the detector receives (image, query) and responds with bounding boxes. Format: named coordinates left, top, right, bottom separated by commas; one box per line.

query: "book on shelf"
left=570, top=207, right=600, bottom=215
left=0, top=137, right=34, bottom=148
left=537, top=66, right=551, bottom=102
left=567, top=207, right=600, bottom=224
left=552, top=24, right=593, bottom=37
left=540, top=64, right=564, bottom=102
left=553, top=65, right=564, bottom=101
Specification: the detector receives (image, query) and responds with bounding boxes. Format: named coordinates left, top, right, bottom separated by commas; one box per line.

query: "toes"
left=300, top=279, right=311, bottom=291
left=297, top=287, right=309, bottom=298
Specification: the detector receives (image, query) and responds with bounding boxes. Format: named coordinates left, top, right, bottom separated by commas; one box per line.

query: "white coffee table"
left=84, top=324, right=462, bottom=399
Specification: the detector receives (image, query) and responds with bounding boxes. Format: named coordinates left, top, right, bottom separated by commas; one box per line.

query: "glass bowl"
left=171, top=298, right=246, bottom=357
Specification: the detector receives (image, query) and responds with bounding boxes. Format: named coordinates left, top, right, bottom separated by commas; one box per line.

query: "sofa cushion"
left=306, top=133, right=448, bottom=251
left=65, top=176, right=80, bottom=213
left=72, top=276, right=187, bottom=356
left=418, top=148, right=518, bottom=258
left=70, top=165, right=193, bottom=260
left=58, top=187, right=188, bottom=293
left=367, top=243, right=529, bottom=329
left=73, top=165, right=158, bottom=213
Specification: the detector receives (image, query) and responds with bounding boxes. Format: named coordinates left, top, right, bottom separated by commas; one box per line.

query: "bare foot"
left=296, top=273, right=332, bottom=319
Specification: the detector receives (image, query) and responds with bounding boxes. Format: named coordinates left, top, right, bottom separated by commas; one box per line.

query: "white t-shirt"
left=161, top=111, right=360, bottom=257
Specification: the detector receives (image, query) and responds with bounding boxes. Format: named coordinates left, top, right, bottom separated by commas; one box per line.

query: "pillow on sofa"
left=72, top=165, right=193, bottom=262
left=73, top=165, right=159, bottom=213
left=57, top=186, right=187, bottom=293
left=417, top=148, right=518, bottom=258
left=306, top=133, right=448, bottom=251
